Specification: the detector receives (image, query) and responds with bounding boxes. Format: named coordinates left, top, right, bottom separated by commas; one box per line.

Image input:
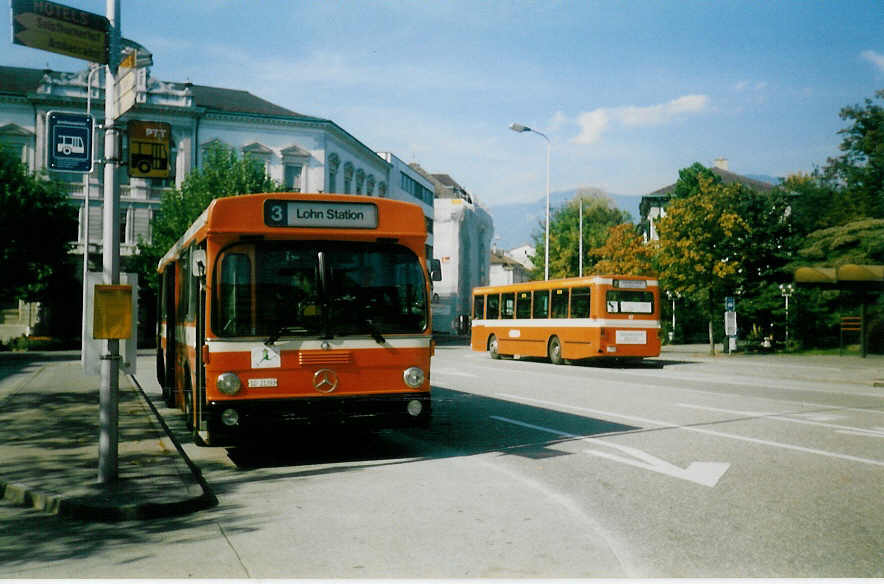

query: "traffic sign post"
left=11, top=0, right=109, bottom=63
left=47, top=111, right=93, bottom=173
left=127, top=121, right=171, bottom=178
left=724, top=296, right=737, bottom=353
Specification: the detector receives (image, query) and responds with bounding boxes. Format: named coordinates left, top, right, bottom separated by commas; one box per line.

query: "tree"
left=590, top=223, right=657, bottom=275
left=530, top=190, right=631, bottom=279
left=0, top=147, right=77, bottom=303
left=133, top=145, right=282, bottom=293
left=655, top=176, right=752, bottom=353
left=822, top=89, right=884, bottom=220
left=670, top=162, right=722, bottom=200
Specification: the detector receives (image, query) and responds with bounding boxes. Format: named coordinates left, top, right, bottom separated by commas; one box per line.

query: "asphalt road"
left=3, top=346, right=882, bottom=578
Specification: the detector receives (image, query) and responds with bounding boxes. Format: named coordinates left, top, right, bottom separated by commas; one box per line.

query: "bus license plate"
left=248, top=378, right=278, bottom=388
left=615, top=330, right=646, bottom=344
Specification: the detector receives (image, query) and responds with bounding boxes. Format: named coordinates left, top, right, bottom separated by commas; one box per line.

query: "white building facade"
left=377, top=152, right=435, bottom=258
left=411, top=169, right=493, bottom=335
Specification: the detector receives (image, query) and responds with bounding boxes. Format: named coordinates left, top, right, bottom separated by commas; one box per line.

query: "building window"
left=284, top=164, right=302, bottom=191
left=119, top=210, right=129, bottom=245
left=327, top=153, right=340, bottom=193
left=355, top=169, right=365, bottom=195
left=343, top=162, right=354, bottom=194
left=377, top=181, right=387, bottom=197
left=366, top=175, right=375, bottom=196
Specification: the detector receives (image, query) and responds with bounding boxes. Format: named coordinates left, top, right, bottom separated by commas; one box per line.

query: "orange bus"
left=470, top=275, right=661, bottom=364
left=156, top=193, right=436, bottom=445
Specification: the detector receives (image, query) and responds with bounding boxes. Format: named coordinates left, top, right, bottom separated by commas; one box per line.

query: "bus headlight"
left=217, top=372, right=242, bottom=395
left=403, top=367, right=425, bottom=388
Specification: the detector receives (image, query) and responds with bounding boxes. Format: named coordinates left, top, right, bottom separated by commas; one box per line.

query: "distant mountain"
left=744, top=174, right=783, bottom=186
left=488, top=188, right=643, bottom=250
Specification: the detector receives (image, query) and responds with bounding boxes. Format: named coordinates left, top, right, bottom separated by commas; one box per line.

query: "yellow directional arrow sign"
left=11, top=0, right=109, bottom=64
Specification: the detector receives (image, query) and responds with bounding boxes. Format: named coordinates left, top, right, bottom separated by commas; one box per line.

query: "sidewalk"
left=0, top=352, right=216, bottom=522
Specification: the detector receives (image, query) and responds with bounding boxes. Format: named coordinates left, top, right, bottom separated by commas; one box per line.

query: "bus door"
left=161, top=266, right=177, bottom=407
left=191, top=247, right=209, bottom=442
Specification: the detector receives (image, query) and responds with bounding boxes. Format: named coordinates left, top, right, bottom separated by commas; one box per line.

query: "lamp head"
left=509, top=122, right=530, bottom=133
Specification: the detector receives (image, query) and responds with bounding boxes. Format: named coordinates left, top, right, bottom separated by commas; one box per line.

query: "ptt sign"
left=47, top=111, right=93, bottom=173
left=127, top=120, right=171, bottom=178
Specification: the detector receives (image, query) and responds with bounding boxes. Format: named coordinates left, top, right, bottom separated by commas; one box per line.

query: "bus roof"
left=157, top=192, right=427, bottom=271
left=473, top=275, right=659, bottom=295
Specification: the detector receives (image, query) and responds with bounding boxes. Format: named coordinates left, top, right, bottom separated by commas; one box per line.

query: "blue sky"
left=5, top=0, right=883, bottom=207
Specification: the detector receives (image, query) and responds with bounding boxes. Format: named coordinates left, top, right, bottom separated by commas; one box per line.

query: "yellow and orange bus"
left=156, top=193, right=436, bottom=445
left=470, top=275, right=661, bottom=364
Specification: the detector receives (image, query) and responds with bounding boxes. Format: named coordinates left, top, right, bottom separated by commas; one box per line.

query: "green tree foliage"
left=670, top=162, right=721, bottom=199
left=0, top=147, right=78, bottom=302
left=133, top=145, right=282, bottom=292
left=822, top=89, right=884, bottom=219
left=530, top=190, right=631, bottom=279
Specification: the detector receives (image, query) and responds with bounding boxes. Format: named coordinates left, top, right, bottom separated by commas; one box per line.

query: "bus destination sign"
left=265, top=200, right=378, bottom=229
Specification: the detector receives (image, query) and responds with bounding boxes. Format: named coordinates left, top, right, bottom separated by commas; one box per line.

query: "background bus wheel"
left=183, top=375, right=194, bottom=430
left=488, top=334, right=501, bottom=359
left=548, top=336, right=564, bottom=365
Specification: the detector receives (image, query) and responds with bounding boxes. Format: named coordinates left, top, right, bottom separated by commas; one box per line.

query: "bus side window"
left=516, top=291, right=531, bottom=319
left=473, top=295, right=485, bottom=320
left=551, top=288, right=568, bottom=318
left=533, top=290, right=550, bottom=318
left=487, top=294, right=500, bottom=319
left=570, top=287, right=591, bottom=318
left=501, top=292, right=515, bottom=318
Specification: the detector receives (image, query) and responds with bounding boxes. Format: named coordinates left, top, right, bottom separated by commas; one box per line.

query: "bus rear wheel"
left=548, top=335, right=564, bottom=365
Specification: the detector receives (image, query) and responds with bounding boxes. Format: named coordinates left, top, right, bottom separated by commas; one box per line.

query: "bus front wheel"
left=548, top=336, right=564, bottom=365
left=488, top=334, right=501, bottom=360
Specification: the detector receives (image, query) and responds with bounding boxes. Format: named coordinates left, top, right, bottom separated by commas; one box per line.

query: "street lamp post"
left=509, top=122, right=550, bottom=281
left=779, top=283, right=794, bottom=349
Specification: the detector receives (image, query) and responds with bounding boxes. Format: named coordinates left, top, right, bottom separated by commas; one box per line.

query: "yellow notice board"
left=93, top=285, right=133, bottom=340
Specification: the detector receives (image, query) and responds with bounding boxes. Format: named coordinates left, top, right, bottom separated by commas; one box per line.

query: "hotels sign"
left=11, top=0, right=109, bottom=64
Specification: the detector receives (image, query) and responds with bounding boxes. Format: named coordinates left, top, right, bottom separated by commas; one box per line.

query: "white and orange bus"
left=156, top=193, right=437, bottom=445
left=470, top=275, right=661, bottom=364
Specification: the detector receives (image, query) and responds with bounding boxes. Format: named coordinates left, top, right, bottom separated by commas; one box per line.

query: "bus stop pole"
left=98, top=0, right=122, bottom=485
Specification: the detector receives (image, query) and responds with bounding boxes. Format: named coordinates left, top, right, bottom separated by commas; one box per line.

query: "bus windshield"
left=215, top=241, right=428, bottom=338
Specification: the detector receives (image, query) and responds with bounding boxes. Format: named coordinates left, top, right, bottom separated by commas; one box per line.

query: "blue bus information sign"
left=47, top=111, right=93, bottom=173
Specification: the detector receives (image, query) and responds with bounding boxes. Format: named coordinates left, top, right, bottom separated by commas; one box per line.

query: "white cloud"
left=860, top=50, right=884, bottom=73
left=572, top=94, right=711, bottom=144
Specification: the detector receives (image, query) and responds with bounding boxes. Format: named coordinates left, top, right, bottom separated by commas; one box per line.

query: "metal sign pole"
left=98, top=0, right=121, bottom=485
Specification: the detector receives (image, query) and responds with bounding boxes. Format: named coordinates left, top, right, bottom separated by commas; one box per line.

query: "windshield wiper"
left=363, top=319, right=386, bottom=345
left=264, top=324, right=308, bottom=346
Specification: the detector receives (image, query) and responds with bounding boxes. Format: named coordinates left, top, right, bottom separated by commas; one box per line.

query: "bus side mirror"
left=430, top=259, right=442, bottom=282
left=192, top=248, right=207, bottom=278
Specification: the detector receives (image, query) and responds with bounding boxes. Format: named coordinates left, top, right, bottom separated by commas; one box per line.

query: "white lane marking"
left=491, top=416, right=730, bottom=488
left=837, top=427, right=884, bottom=439
left=626, top=368, right=883, bottom=397
left=431, top=369, right=478, bottom=378
left=677, top=403, right=884, bottom=437
left=496, top=393, right=884, bottom=469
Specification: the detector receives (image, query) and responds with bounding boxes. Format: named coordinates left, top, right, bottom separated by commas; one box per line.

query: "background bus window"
left=570, top=287, right=591, bottom=318
left=473, top=295, right=485, bottom=320
left=606, top=290, right=654, bottom=314
left=516, top=291, right=531, bottom=319
left=533, top=290, right=550, bottom=318
left=551, top=288, right=568, bottom=318
left=501, top=292, right=515, bottom=318
left=487, top=294, right=500, bottom=319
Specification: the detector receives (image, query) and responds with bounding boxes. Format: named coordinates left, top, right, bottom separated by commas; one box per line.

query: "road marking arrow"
left=491, top=415, right=730, bottom=488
